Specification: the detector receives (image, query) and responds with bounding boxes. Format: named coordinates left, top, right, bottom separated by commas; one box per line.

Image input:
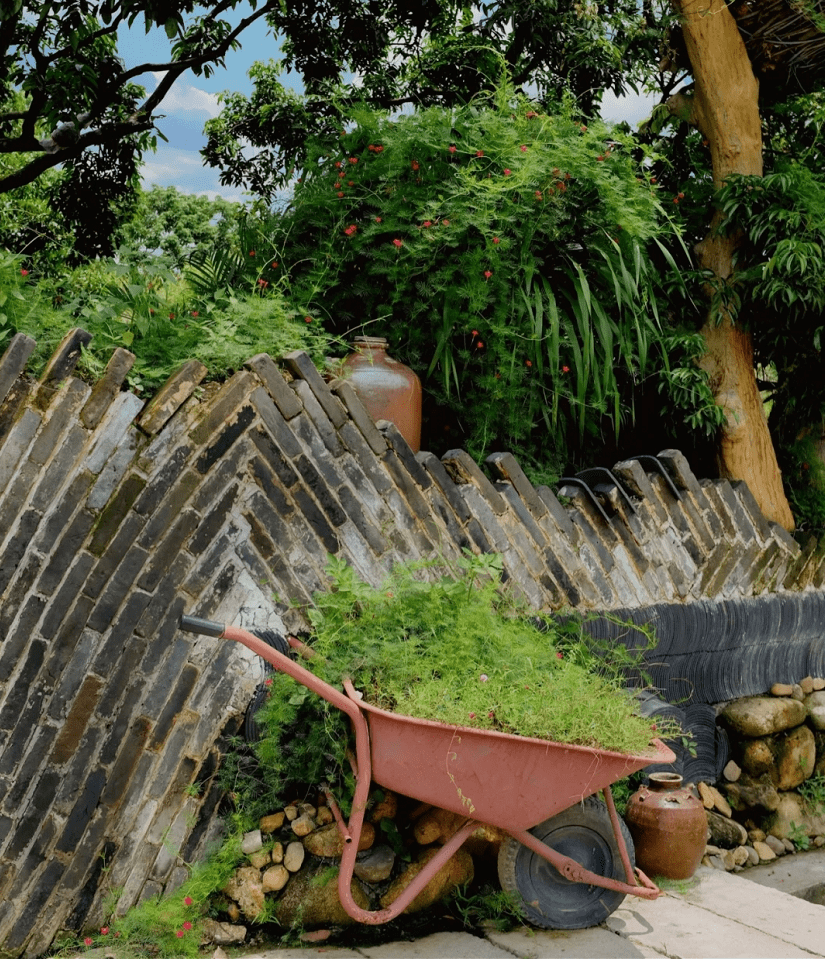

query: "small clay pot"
left=625, top=772, right=707, bottom=880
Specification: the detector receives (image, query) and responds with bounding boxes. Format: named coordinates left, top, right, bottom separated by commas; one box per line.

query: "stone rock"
left=745, top=845, right=760, bottom=866
left=212, top=948, right=229, bottom=959
left=226, top=903, right=240, bottom=922
left=722, top=772, right=781, bottom=813
left=354, top=845, right=396, bottom=883
left=706, top=810, right=748, bottom=848
left=698, top=782, right=715, bottom=809
left=284, top=805, right=298, bottom=821
left=765, top=791, right=825, bottom=840
left=414, top=807, right=463, bottom=845
left=771, top=683, right=793, bottom=697
left=782, top=838, right=795, bottom=853
left=271, top=842, right=284, bottom=864
left=370, top=790, right=399, bottom=824
left=815, top=835, right=825, bottom=847
left=275, top=863, right=369, bottom=928
left=775, top=725, right=816, bottom=790
left=316, top=805, right=334, bottom=825
left=813, top=678, right=825, bottom=691
left=721, top=696, right=806, bottom=737
left=764, top=835, right=786, bottom=856
left=708, top=855, right=726, bottom=871
left=800, top=676, right=815, bottom=695
left=303, top=822, right=375, bottom=859
left=380, top=847, right=474, bottom=914
left=262, top=865, right=290, bottom=893
left=805, top=690, right=825, bottom=731
left=248, top=850, right=270, bottom=870
left=792, top=684, right=805, bottom=701
left=200, top=919, right=247, bottom=946
left=732, top=846, right=749, bottom=867
left=284, top=841, right=305, bottom=872
left=753, top=840, right=776, bottom=862
left=748, top=828, right=766, bottom=843
left=721, top=850, right=736, bottom=871
left=223, top=867, right=265, bottom=921
left=241, top=830, right=263, bottom=855
left=300, top=803, right=317, bottom=817
left=723, top=760, right=742, bottom=782
left=741, top=738, right=776, bottom=777
left=290, top=814, right=316, bottom=838
left=260, top=812, right=285, bottom=833
left=709, top=785, right=732, bottom=818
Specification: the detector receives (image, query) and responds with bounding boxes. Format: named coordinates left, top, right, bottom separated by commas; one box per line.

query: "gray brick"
left=0, top=408, right=40, bottom=491
left=292, top=453, right=347, bottom=526
left=36, top=509, right=95, bottom=596
left=338, top=422, right=394, bottom=495
left=195, top=404, right=255, bottom=474
left=87, top=425, right=141, bottom=510
left=40, top=553, right=95, bottom=639
left=28, top=378, right=88, bottom=464
left=442, top=449, right=506, bottom=514
left=486, top=452, right=547, bottom=516
left=80, top=347, right=136, bottom=429
left=417, top=451, right=472, bottom=522
left=4, top=859, right=64, bottom=952
left=381, top=449, right=440, bottom=542
left=292, top=381, right=345, bottom=456
left=0, top=689, right=47, bottom=778
left=379, top=422, right=432, bottom=490
left=134, top=559, right=190, bottom=637
left=55, top=768, right=107, bottom=853
left=134, top=446, right=191, bottom=514
left=536, top=485, right=577, bottom=540
left=137, top=359, right=208, bottom=435
left=86, top=547, right=150, bottom=631
left=330, top=379, right=386, bottom=454
left=0, top=458, right=39, bottom=539
left=337, top=484, right=387, bottom=554
left=30, top=425, right=88, bottom=511
left=0, top=641, right=45, bottom=730
left=249, top=386, right=303, bottom=460
left=35, top=329, right=92, bottom=406
left=245, top=353, right=302, bottom=419
left=137, top=508, right=199, bottom=591
left=100, top=717, right=152, bottom=808
left=0, top=377, right=34, bottom=451
left=282, top=350, right=348, bottom=428
left=138, top=471, right=200, bottom=543
left=0, top=332, right=36, bottom=406
left=98, top=681, right=147, bottom=764
left=0, top=552, right=40, bottom=634
left=0, top=596, right=45, bottom=683
left=188, top=371, right=258, bottom=447
left=85, top=512, right=145, bottom=596
left=32, top=471, right=94, bottom=555
left=47, top=629, right=100, bottom=722
left=88, top=475, right=146, bottom=557
left=191, top=442, right=247, bottom=512
left=731, top=480, right=774, bottom=542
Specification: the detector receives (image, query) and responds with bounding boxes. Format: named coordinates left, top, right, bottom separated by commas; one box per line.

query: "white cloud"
left=150, top=72, right=222, bottom=118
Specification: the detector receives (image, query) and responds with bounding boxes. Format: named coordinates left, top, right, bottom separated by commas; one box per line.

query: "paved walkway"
left=240, top=853, right=825, bottom=959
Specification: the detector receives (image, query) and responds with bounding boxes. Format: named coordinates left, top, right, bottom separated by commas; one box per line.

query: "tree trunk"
left=668, top=0, right=795, bottom=531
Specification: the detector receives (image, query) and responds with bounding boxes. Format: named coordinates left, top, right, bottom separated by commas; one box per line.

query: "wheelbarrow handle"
left=179, top=614, right=225, bottom=638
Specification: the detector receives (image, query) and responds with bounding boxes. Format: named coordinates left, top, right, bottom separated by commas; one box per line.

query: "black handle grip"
left=180, top=614, right=225, bottom=637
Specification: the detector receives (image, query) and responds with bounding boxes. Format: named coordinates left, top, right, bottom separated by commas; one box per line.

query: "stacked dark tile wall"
left=0, top=328, right=816, bottom=957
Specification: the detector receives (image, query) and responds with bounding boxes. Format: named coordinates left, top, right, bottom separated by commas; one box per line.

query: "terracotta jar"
left=342, top=337, right=422, bottom=452
left=625, top=773, right=707, bottom=880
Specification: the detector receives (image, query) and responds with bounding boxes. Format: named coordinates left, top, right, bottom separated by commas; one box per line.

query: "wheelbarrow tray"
left=358, top=697, right=674, bottom=832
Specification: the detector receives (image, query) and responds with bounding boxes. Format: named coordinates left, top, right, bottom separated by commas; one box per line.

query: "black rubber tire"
left=497, top=795, right=635, bottom=929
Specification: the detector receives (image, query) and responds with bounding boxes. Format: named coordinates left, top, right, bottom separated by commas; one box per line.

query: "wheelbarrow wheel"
left=497, top=795, right=635, bottom=929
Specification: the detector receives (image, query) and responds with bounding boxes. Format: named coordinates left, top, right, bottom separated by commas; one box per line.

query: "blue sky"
left=117, top=7, right=657, bottom=203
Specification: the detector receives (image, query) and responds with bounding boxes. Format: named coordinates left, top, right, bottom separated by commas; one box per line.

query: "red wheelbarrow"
left=180, top=615, right=675, bottom=930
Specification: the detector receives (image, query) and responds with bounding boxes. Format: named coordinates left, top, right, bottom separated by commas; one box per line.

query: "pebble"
left=284, top=841, right=305, bottom=872
left=290, top=814, right=316, bottom=837
left=771, top=683, right=793, bottom=697
left=753, top=840, right=777, bottom=861
left=316, top=805, right=334, bottom=825
left=241, top=830, right=263, bottom=855
left=746, top=845, right=760, bottom=866
left=814, top=835, right=825, bottom=848
left=284, top=805, right=299, bottom=821
left=765, top=834, right=785, bottom=856
left=813, top=678, right=825, bottom=691
left=792, top=684, right=805, bottom=701
left=723, top=760, right=742, bottom=782
left=262, top=865, right=290, bottom=893
left=271, top=841, right=284, bottom=864
left=732, top=846, right=749, bottom=866
left=260, top=812, right=285, bottom=833
left=800, top=676, right=815, bottom=695
left=749, top=828, right=766, bottom=843
left=782, top=837, right=795, bottom=853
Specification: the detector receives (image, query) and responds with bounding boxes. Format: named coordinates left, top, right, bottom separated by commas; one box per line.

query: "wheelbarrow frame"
left=180, top=616, right=675, bottom=926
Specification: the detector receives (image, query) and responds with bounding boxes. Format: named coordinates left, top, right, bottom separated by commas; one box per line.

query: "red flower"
left=368, top=144, right=375, bottom=151
left=169, top=313, right=175, bottom=319
left=483, top=270, right=492, bottom=279
left=580, top=124, right=587, bottom=132
left=520, top=144, right=527, bottom=152
left=84, top=939, right=93, bottom=947
left=335, top=161, right=342, bottom=168
left=337, top=191, right=344, bottom=198
left=422, top=220, right=432, bottom=228
left=265, top=678, right=273, bottom=686
left=344, top=225, right=357, bottom=236
left=257, top=278, right=268, bottom=287
left=673, top=197, right=679, bottom=204
left=348, top=157, right=358, bottom=164
left=535, top=190, right=543, bottom=199
left=556, top=651, right=564, bottom=659
left=184, top=897, right=193, bottom=906
left=375, top=216, right=382, bottom=223
left=183, top=921, right=193, bottom=931
left=191, top=311, right=199, bottom=317
left=503, top=168, right=511, bottom=176
left=597, top=155, right=605, bottom=161
left=411, top=160, right=419, bottom=171
left=100, top=927, right=109, bottom=935
left=334, top=181, right=341, bottom=188
left=271, top=262, right=278, bottom=268
left=392, top=238, right=403, bottom=248
left=475, top=150, right=484, bottom=157
left=525, top=359, right=533, bottom=367
left=442, top=219, right=450, bottom=226
left=177, top=930, right=185, bottom=938
left=375, top=145, right=384, bottom=152
left=249, top=250, right=255, bottom=256
left=468, top=711, right=476, bottom=719
left=305, top=316, right=313, bottom=323
left=562, top=365, right=570, bottom=373
left=525, top=110, right=538, bottom=119
left=476, top=340, right=484, bottom=349
left=472, top=329, right=479, bottom=336
left=492, top=236, right=500, bottom=244
left=448, top=145, right=457, bottom=153
left=20, top=269, right=28, bottom=276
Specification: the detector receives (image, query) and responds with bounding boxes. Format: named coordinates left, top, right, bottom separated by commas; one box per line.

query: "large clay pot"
left=624, top=773, right=707, bottom=880
left=342, top=337, right=422, bottom=452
